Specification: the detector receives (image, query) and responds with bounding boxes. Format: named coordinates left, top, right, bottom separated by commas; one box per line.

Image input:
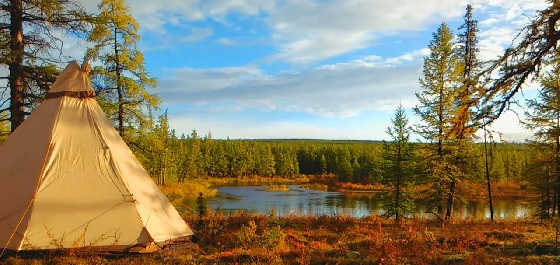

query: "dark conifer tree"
left=382, top=105, right=415, bottom=223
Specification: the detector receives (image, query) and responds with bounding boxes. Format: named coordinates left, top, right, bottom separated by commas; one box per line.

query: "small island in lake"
left=265, top=185, right=291, bottom=192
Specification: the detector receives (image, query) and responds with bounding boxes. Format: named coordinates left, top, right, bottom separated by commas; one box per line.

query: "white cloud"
left=478, top=27, right=516, bottom=61
left=169, top=116, right=347, bottom=139
left=178, top=27, right=214, bottom=43
left=475, top=0, right=548, bottom=61
left=267, top=0, right=466, bottom=63
left=385, top=49, right=430, bottom=65
left=121, top=0, right=276, bottom=31
left=480, top=17, right=499, bottom=26
left=476, top=110, right=533, bottom=142
left=75, top=0, right=550, bottom=140
left=217, top=37, right=236, bottom=45
left=470, top=0, right=548, bottom=14
left=158, top=53, right=421, bottom=117
left=80, top=0, right=549, bottom=64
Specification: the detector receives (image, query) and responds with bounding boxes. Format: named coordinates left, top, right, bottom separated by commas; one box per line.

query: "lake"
left=208, top=185, right=534, bottom=219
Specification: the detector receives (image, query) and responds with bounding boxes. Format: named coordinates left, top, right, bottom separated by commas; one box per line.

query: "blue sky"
left=74, top=0, right=548, bottom=141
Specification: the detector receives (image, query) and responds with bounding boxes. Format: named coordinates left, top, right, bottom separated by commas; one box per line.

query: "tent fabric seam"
left=87, top=99, right=134, bottom=198
left=88, top=100, right=154, bottom=244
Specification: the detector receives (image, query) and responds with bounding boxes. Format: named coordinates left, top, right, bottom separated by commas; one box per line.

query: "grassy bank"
left=203, top=175, right=313, bottom=186
left=2, top=214, right=559, bottom=265
left=158, top=176, right=535, bottom=217
left=457, top=181, right=534, bottom=201
left=160, top=181, right=218, bottom=215
left=193, top=175, right=535, bottom=199
left=413, top=180, right=535, bottom=202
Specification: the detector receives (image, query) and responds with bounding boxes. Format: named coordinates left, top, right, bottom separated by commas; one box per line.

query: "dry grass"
left=265, top=185, right=291, bottom=192
left=299, top=183, right=328, bottom=191
left=455, top=180, right=535, bottom=202
left=2, top=213, right=559, bottom=265
left=204, top=175, right=312, bottom=186
left=332, top=182, right=385, bottom=192
left=187, top=175, right=535, bottom=201
left=412, top=180, right=535, bottom=202
left=160, top=181, right=218, bottom=215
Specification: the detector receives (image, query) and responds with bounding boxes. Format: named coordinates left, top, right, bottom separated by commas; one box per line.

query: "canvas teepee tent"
left=0, top=61, right=192, bottom=252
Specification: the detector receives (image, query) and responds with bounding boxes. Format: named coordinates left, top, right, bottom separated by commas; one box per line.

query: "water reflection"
left=208, top=185, right=534, bottom=219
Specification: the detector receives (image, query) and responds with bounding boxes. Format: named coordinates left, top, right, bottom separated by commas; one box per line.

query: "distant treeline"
left=130, top=113, right=531, bottom=185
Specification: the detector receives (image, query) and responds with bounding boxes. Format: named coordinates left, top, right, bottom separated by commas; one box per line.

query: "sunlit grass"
left=265, top=185, right=291, bottom=192
left=3, top=213, right=559, bottom=265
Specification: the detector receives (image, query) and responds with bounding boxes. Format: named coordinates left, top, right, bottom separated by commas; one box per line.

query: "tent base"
left=0, top=236, right=191, bottom=257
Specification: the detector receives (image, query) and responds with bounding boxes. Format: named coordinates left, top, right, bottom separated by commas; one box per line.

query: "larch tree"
left=381, top=105, right=415, bottom=223
left=181, top=130, right=202, bottom=181
left=320, top=154, right=328, bottom=175
left=258, top=145, right=276, bottom=177
left=453, top=5, right=479, bottom=137
left=524, top=48, right=560, bottom=216
left=88, top=0, right=159, bottom=138
left=414, top=23, right=462, bottom=220
left=153, top=111, right=171, bottom=185
left=453, top=4, right=493, bottom=221
left=526, top=141, right=556, bottom=218
left=461, top=1, right=560, bottom=218
left=0, top=0, right=92, bottom=132
left=336, top=148, right=353, bottom=181
left=470, top=3, right=560, bottom=217
left=477, top=1, right=560, bottom=124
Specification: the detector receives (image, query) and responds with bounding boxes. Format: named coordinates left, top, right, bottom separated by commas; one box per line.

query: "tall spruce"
left=88, top=0, right=159, bottom=138
left=524, top=48, right=560, bottom=217
left=320, top=154, right=328, bottom=175
left=453, top=4, right=479, bottom=138
left=414, top=23, right=462, bottom=220
left=382, top=105, right=415, bottom=223
left=153, top=111, right=171, bottom=185
left=336, top=148, right=354, bottom=181
left=257, top=145, right=276, bottom=177
left=526, top=141, right=556, bottom=218
left=482, top=123, right=494, bottom=220
left=0, top=0, right=92, bottom=132
left=182, top=130, right=203, bottom=181
left=453, top=4, right=492, bottom=221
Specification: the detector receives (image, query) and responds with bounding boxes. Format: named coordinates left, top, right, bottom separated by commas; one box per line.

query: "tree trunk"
left=483, top=124, right=494, bottom=221
left=547, top=173, right=552, bottom=218
left=9, top=0, right=25, bottom=132
left=396, top=144, right=401, bottom=223
left=556, top=114, right=560, bottom=216
left=445, top=179, right=456, bottom=220
left=114, top=22, right=124, bottom=136
left=437, top=82, right=445, bottom=217
left=553, top=190, right=558, bottom=216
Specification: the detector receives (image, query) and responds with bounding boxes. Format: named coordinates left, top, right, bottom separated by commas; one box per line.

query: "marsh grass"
left=265, top=185, right=291, bottom=192
left=3, top=213, right=560, bottom=265
left=298, top=183, right=328, bottom=191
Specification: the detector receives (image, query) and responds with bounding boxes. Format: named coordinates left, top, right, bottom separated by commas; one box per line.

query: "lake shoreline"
left=196, top=175, right=535, bottom=201
left=160, top=176, right=535, bottom=219
left=208, top=184, right=533, bottom=219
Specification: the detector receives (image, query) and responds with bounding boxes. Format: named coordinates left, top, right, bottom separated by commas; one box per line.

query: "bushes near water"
left=160, top=181, right=217, bottom=215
